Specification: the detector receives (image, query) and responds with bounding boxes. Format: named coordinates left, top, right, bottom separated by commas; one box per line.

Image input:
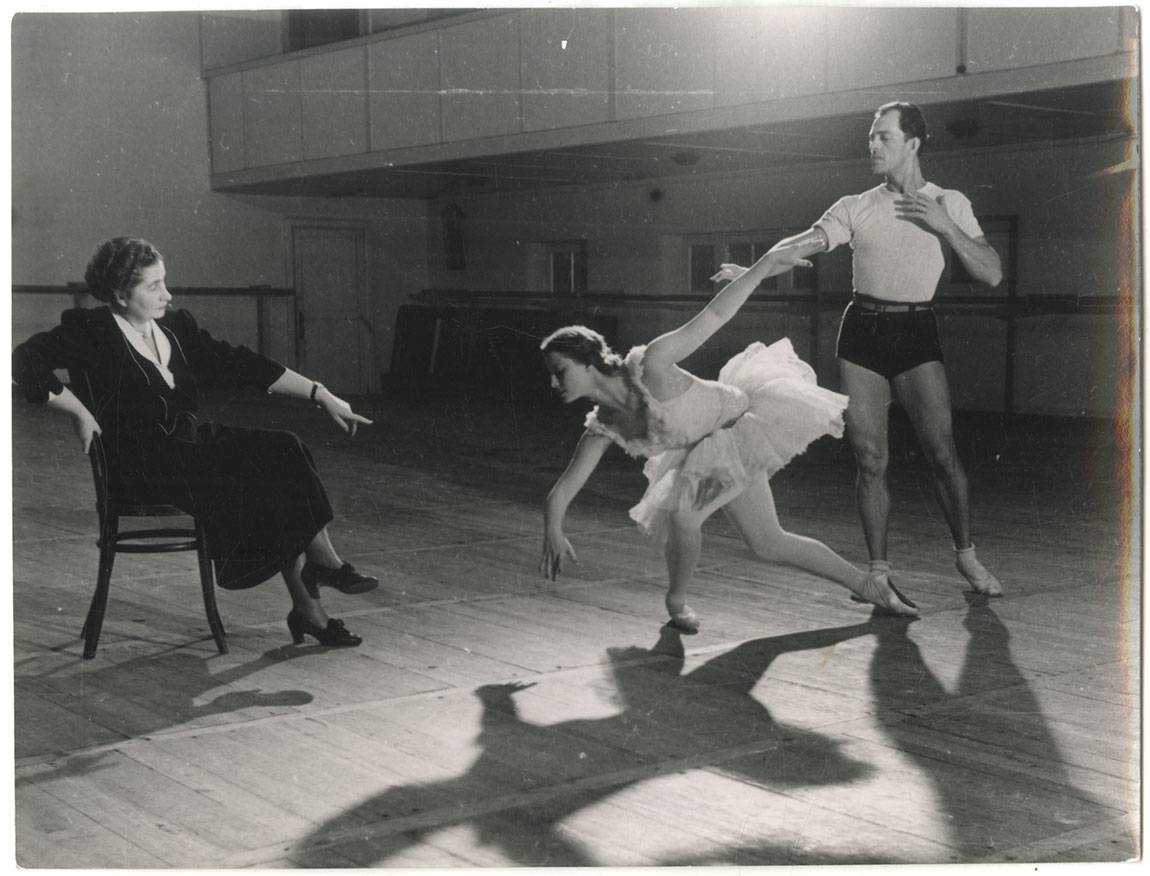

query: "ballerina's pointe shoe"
left=849, top=573, right=919, bottom=617
left=955, top=549, right=1003, bottom=597
left=665, top=598, right=700, bottom=634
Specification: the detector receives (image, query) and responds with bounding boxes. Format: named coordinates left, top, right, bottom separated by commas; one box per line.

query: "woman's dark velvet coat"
left=13, top=306, right=334, bottom=589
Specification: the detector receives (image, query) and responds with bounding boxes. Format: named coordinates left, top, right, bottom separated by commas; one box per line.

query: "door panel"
left=292, top=225, right=369, bottom=395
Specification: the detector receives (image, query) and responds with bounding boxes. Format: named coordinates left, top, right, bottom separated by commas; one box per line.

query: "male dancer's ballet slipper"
left=848, top=573, right=919, bottom=617
left=956, top=546, right=1004, bottom=597
left=665, top=600, right=700, bottom=634
left=957, top=563, right=1003, bottom=597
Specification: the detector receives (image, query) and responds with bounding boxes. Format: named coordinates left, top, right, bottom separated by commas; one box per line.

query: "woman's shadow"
left=15, top=645, right=312, bottom=786
left=294, top=617, right=902, bottom=867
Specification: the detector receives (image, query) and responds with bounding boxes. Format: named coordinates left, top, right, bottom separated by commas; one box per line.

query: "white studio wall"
left=11, top=12, right=430, bottom=388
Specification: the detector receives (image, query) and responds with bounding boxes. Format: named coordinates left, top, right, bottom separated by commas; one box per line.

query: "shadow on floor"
left=293, top=617, right=908, bottom=867
left=16, top=645, right=312, bottom=784
left=869, top=595, right=1108, bottom=862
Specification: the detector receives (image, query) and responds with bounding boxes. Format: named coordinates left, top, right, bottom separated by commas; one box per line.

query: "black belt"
left=851, top=295, right=933, bottom=314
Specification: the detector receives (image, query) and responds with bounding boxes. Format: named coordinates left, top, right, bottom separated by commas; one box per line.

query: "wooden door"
left=291, top=224, right=370, bottom=395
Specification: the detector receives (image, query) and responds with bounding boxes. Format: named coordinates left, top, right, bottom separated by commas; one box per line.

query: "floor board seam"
left=975, top=813, right=1140, bottom=863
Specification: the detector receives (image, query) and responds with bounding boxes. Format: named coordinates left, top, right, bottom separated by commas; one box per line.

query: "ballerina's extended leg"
left=722, top=472, right=919, bottom=617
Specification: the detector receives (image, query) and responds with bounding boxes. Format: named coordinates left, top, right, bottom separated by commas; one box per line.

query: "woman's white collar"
left=113, top=312, right=175, bottom=388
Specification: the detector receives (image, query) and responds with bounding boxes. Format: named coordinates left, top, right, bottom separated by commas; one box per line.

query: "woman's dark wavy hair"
left=83, top=237, right=164, bottom=303
left=876, top=101, right=929, bottom=154
left=539, top=325, right=624, bottom=375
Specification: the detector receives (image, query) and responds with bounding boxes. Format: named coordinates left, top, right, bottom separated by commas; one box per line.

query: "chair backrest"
left=66, top=370, right=110, bottom=522
left=87, top=430, right=113, bottom=528
left=69, top=369, right=182, bottom=519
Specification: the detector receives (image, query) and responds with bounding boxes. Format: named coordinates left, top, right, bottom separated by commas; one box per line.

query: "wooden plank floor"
left=10, top=383, right=1140, bottom=867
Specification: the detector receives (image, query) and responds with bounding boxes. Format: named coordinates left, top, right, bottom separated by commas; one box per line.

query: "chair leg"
left=83, top=538, right=116, bottom=660
left=196, top=520, right=228, bottom=655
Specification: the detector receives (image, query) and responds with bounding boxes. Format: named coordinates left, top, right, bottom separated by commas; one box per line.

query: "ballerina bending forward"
left=539, top=246, right=918, bottom=631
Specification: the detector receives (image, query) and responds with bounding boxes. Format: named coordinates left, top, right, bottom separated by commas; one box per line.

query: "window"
left=549, top=241, right=588, bottom=295
left=688, top=232, right=817, bottom=294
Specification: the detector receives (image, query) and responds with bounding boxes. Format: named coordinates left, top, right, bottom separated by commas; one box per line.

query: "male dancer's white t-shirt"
left=814, top=182, right=985, bottom=303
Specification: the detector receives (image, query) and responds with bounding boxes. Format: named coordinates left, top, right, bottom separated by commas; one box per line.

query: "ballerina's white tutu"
left=584, top=338, right=849, bottom=539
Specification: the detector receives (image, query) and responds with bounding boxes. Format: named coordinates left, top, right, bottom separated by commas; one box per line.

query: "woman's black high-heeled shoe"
left=301, top=562, right=378, bottom=599
left=287, top=609, right=362, bottom=647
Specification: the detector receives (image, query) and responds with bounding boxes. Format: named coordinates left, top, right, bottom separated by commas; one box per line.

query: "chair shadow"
left=15, top=645, right=312, bottom=787
left=868, top=594, right=1105, bottom=862
left=293, top=617, right=904, bottom=867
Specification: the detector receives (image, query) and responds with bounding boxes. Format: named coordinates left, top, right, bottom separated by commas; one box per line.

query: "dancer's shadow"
left=295, top=617, right=901, bottom=867
left=869, top=595, right=1106, bottom=861
left=15, top=645, right=311, bottom=786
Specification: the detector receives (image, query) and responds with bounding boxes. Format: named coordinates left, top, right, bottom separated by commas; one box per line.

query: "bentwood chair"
left=74, top=373, right=227, bottom=659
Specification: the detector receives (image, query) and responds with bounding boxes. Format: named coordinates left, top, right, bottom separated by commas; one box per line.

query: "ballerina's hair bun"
left=540, top=325, right=624, bottom=375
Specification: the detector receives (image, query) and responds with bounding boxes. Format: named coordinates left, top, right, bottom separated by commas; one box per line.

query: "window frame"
left=547, top=240, right=588, bottom=296
left=686, top=229, right=818, bottom=296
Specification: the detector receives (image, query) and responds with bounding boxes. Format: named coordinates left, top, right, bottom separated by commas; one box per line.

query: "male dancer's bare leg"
left=894, top=361, right=1002, bottom=595
left=722, top=470, right=917, bottom=616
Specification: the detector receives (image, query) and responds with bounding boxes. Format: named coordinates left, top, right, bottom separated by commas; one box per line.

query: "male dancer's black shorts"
left=835, top=296, right=944, bottom=380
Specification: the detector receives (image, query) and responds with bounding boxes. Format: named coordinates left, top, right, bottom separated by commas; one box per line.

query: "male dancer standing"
left=755, top=101, right=1004, bottom=597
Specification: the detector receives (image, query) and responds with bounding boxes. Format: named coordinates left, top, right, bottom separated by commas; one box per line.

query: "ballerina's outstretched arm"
left=643, top=243, right=812, bottom=374
left=708, top=226, right=831, bottom=298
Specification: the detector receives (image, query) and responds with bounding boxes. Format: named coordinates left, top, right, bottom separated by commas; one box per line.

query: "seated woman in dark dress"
left=13, top=237, right=376, bottom=647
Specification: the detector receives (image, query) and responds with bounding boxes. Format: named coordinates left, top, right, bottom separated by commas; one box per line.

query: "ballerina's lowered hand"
left=541, top=528, right=577, bottom=582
